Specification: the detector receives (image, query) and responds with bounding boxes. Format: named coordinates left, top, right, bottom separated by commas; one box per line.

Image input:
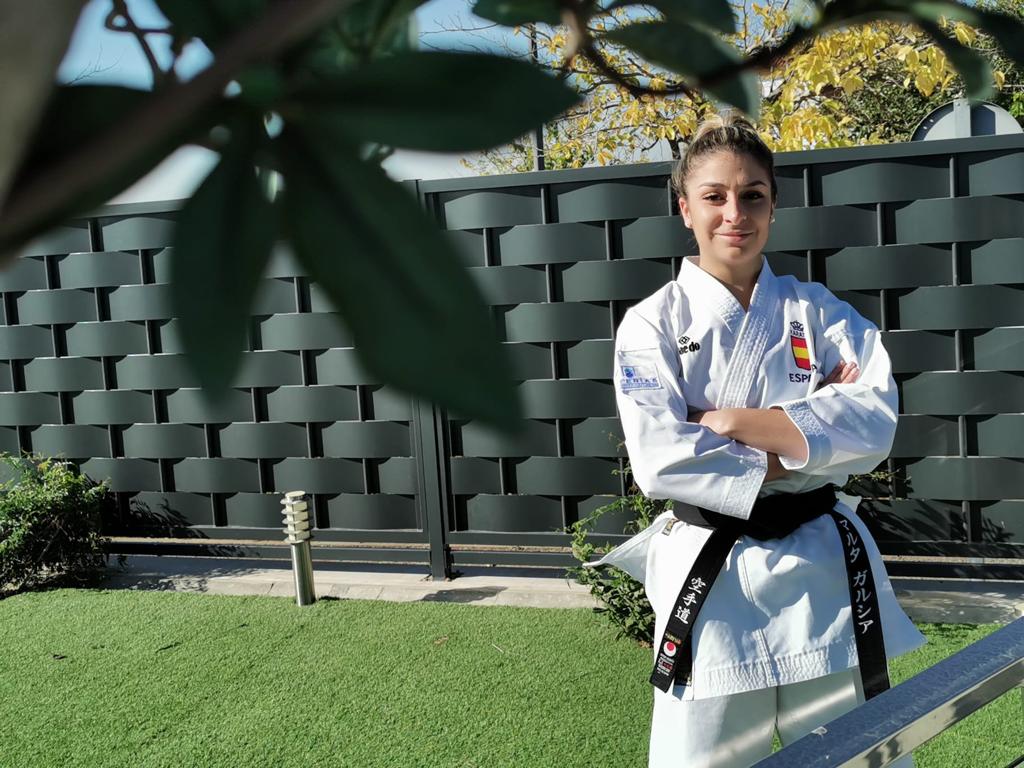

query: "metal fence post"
left=411, top=399, right=453, bottom=580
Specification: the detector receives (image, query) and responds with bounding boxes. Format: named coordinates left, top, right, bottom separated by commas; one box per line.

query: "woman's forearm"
left=700, top=407, right=808, bottom=464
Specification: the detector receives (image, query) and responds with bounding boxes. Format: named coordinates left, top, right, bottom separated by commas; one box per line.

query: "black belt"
left=650, top=485, right=890, bottom=700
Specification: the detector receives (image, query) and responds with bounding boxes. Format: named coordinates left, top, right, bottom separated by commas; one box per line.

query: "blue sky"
left=59, top=0, right=508, bottom=202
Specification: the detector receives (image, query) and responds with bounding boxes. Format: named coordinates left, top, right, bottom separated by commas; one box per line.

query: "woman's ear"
left=677, top=197, right=693, bottom=229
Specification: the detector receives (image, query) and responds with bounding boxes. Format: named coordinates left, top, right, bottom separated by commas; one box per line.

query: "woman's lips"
left=718, top=231, right=751, bottom=243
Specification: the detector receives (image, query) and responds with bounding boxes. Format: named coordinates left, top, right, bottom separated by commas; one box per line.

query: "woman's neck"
left=695, top=256, right=762, bottom=311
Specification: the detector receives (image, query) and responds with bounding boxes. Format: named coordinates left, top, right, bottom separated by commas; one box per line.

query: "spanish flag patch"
left=790, top=321, right=811, bottom=371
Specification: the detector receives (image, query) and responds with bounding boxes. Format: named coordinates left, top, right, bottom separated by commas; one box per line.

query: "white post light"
left=282, top=490, right=316, bottom=606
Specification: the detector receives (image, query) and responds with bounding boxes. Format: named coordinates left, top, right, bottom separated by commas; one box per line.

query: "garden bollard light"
left=282, top=490, right=316, bottom=606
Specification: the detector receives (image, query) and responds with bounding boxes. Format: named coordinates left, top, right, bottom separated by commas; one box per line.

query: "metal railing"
left=756, top=616, right=1024, bottom=767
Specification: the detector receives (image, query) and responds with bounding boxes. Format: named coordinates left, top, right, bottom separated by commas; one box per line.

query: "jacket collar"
left=677, top=255, right=776, bottom=335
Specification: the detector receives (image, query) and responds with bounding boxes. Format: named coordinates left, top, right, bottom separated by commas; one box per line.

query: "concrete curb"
left=99, top=555, right=1024, bottom=623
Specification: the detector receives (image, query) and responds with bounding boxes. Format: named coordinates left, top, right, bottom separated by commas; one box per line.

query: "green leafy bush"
left=567, top=469, right=669, bottom=646
left=0, top=454, right=113, bottom=595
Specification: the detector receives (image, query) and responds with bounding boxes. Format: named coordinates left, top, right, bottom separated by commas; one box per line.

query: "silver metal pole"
left=281, top=490, right=316, bottom=606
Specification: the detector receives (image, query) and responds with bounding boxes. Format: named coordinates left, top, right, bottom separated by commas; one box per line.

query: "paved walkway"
left=100, top=554, right=1024, bottom=624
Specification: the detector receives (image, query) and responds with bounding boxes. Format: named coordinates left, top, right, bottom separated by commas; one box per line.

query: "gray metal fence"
left=3, top=133, right=1024, bottom=578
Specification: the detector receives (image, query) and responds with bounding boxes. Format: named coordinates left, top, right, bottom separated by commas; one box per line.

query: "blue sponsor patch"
left=620, top=364, right=661, bottom=392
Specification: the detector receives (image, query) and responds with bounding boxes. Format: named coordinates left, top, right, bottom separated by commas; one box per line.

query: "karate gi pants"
left=648, top=666, right=914, bottom=768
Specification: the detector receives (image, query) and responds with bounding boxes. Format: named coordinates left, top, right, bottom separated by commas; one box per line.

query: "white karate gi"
left=591, top=256, right=924, bottom=767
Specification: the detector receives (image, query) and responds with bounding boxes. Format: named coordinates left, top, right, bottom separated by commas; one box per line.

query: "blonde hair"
left=671, top=114, right=777, bottom=202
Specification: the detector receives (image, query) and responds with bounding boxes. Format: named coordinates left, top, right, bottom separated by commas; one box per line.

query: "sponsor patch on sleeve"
left=619, top=364, right=662, bottom=392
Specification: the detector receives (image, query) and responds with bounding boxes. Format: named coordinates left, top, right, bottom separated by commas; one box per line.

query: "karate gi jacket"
left=591, top=256, right=924, bottom=701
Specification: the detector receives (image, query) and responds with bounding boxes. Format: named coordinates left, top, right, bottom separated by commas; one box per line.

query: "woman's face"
left=677, top=151, right=774, bottom=277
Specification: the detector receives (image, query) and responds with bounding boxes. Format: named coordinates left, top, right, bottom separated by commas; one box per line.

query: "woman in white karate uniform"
left=592, top=114, right=925, bottom=768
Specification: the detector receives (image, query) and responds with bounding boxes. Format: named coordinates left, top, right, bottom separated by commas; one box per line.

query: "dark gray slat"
left=570, top=417, right=625, bottom=457
left=80, top=458, right=161, bottom=492
left=0, top=427, right=18, bottom=454
left=455, top=419, right=557, bottom=458
left=436, top=187, right=543, bottom=230
left=65, top=321, right=148, bottom=357
left=972, top=414, right=1024, bottom=458
left=962, top=149, right=1024, bottom=196
left=576, top=495, right=650, bottom=536
left=764, top=251, right=808, bottom=281
left=881, top=330, right=956, bottom=374
left=502, top=302, right=610, bottom=344
left=894, top=285, right=1024, bottom=330
left=890, top=195, right=1024, bottom=244
left=174, top=457, right=260, bottom=493
left=450, top=550, right=576, bottom=568
left=560, top=258, right=672, bottom=302
left=447, top=530, right=575, bottom=546
left=506, top=342, right=552, bottom=381
left=966, top=328, right=1024, bottom=371
left=766, top=204, right=878, bottom=251
left=904, top=456, right=1024, bottom=500
left=30, top=425, right=112, bottom=458
left=107, top=539, right=430, bottom=564
left=774, top=165, right=806, bottom=210
left=122, top=424, right=207, bottom=459
left=20, top=224, right=91, bottom=257
left=251, top=278, right=297, bottom=316
left=566, top=339, right=613, bottom=379
left=832, top=289, right=882, bottom=327
left=976, top=500, right=1024, bottom=544
left=99, top=213, right=176, bottom=250
left=891, top=415, right=959, bottom=457
left=23, top=357, right=104, bottom=393
left=520, top=379, right=615, bottom=419
left=550, top=177, right=669, bottom=223
left=443, top=229, right=486, bottom=268
left=495, top=221, right=607, bottom=266
left=377, top=457, right=416, bottom=494
left=223, top=492, right=286, bottom=528
left=0, top=363, right=10, bottom=393
left=258, top=313, right=353, bottom=351
left=73, top=390, right=155, bottom=425
left=108, top=284, right=173, bottom=321
left=17, top=289, right=97, bottom=324
left=824, top=244, right=954, bottom=290
left=308, top=283, right=340, bottom=313
left=314, top=348, right=376, bottom=386
left=128, top=491, right=214, bottom=528
left=55, top=251, right=142, bottom=289
left=368, top=386, right=412, bottom=421
left=115, top=354, right=199, bottom=390
left=450, top=456, right=502, bottom=493
left=899, top=371, right=1024, bottom=415
left=515, top=456, right=621, bottom=495
left=963, top=238, right=1024, bottom=284
left=468, top=264, right=547, bottom=305
left=151, top=248, right=174, bottom=283
left=155, top=319, right=185, bottom=353
left=0, top=256, right=47, bottom=291
left=814, top=157, right=950, bottom=206
left=232, top=351, right=303, bottom=388
left=618, top=215, right=694, bottom=260
left=0, top=325, right=54, bottom=359
left=321, top=420, right=411, bottom=458
left=858, top=499, right=967, bottom=543
left=265, top=385, right=359, bottom=423
left=462, top=493, right=564, bottom=533
left=263, top=245, right=307, bottom=279
left=272, top=457, right=364, bottom=494
left=325, top=493, right=417, bottom=530
left=165, top=388, right=253, bottom=423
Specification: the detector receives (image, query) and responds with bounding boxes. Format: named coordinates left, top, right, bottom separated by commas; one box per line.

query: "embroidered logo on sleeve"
left=619, top=364, right=662, bottom=392
left=789, top=321, right=812, bottom=371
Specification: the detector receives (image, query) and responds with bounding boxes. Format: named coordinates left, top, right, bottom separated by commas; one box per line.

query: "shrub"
left=0, top=454, right=113, bottom=595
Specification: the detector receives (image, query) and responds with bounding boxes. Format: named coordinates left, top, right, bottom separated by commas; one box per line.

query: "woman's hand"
left=818, top=360, right=859, bottom=389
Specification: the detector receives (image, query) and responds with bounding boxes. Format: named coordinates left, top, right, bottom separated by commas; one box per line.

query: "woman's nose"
left=723, top=197, right=744, bottom=223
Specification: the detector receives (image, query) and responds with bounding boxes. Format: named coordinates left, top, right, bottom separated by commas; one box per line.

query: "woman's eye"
left=745, top=192, right=764, bottom=200
left=703, top=195, right=722, bottom=202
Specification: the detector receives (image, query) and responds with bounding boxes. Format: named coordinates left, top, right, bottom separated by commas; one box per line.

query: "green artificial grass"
left=0, top=589, right=1019, bottom=767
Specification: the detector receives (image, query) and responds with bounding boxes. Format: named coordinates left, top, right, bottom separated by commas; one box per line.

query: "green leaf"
left=605, top=21, right=759, bottom=116
left=1, top=86, right=215, bottom=258
left=289, top=52, right=580, bottom=151
left=277, top=124, right=520, bottom=430
left=919, top=19, right=993, bottom=100
left=297, top=0, right=425, bottom=72
left=171, top=119, right=276, bottom=396
left=472, top=0, right=563, bottom=26
left=609, top=0, right=736, bottom=36
left=155, top=0, right=267, bottom=50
